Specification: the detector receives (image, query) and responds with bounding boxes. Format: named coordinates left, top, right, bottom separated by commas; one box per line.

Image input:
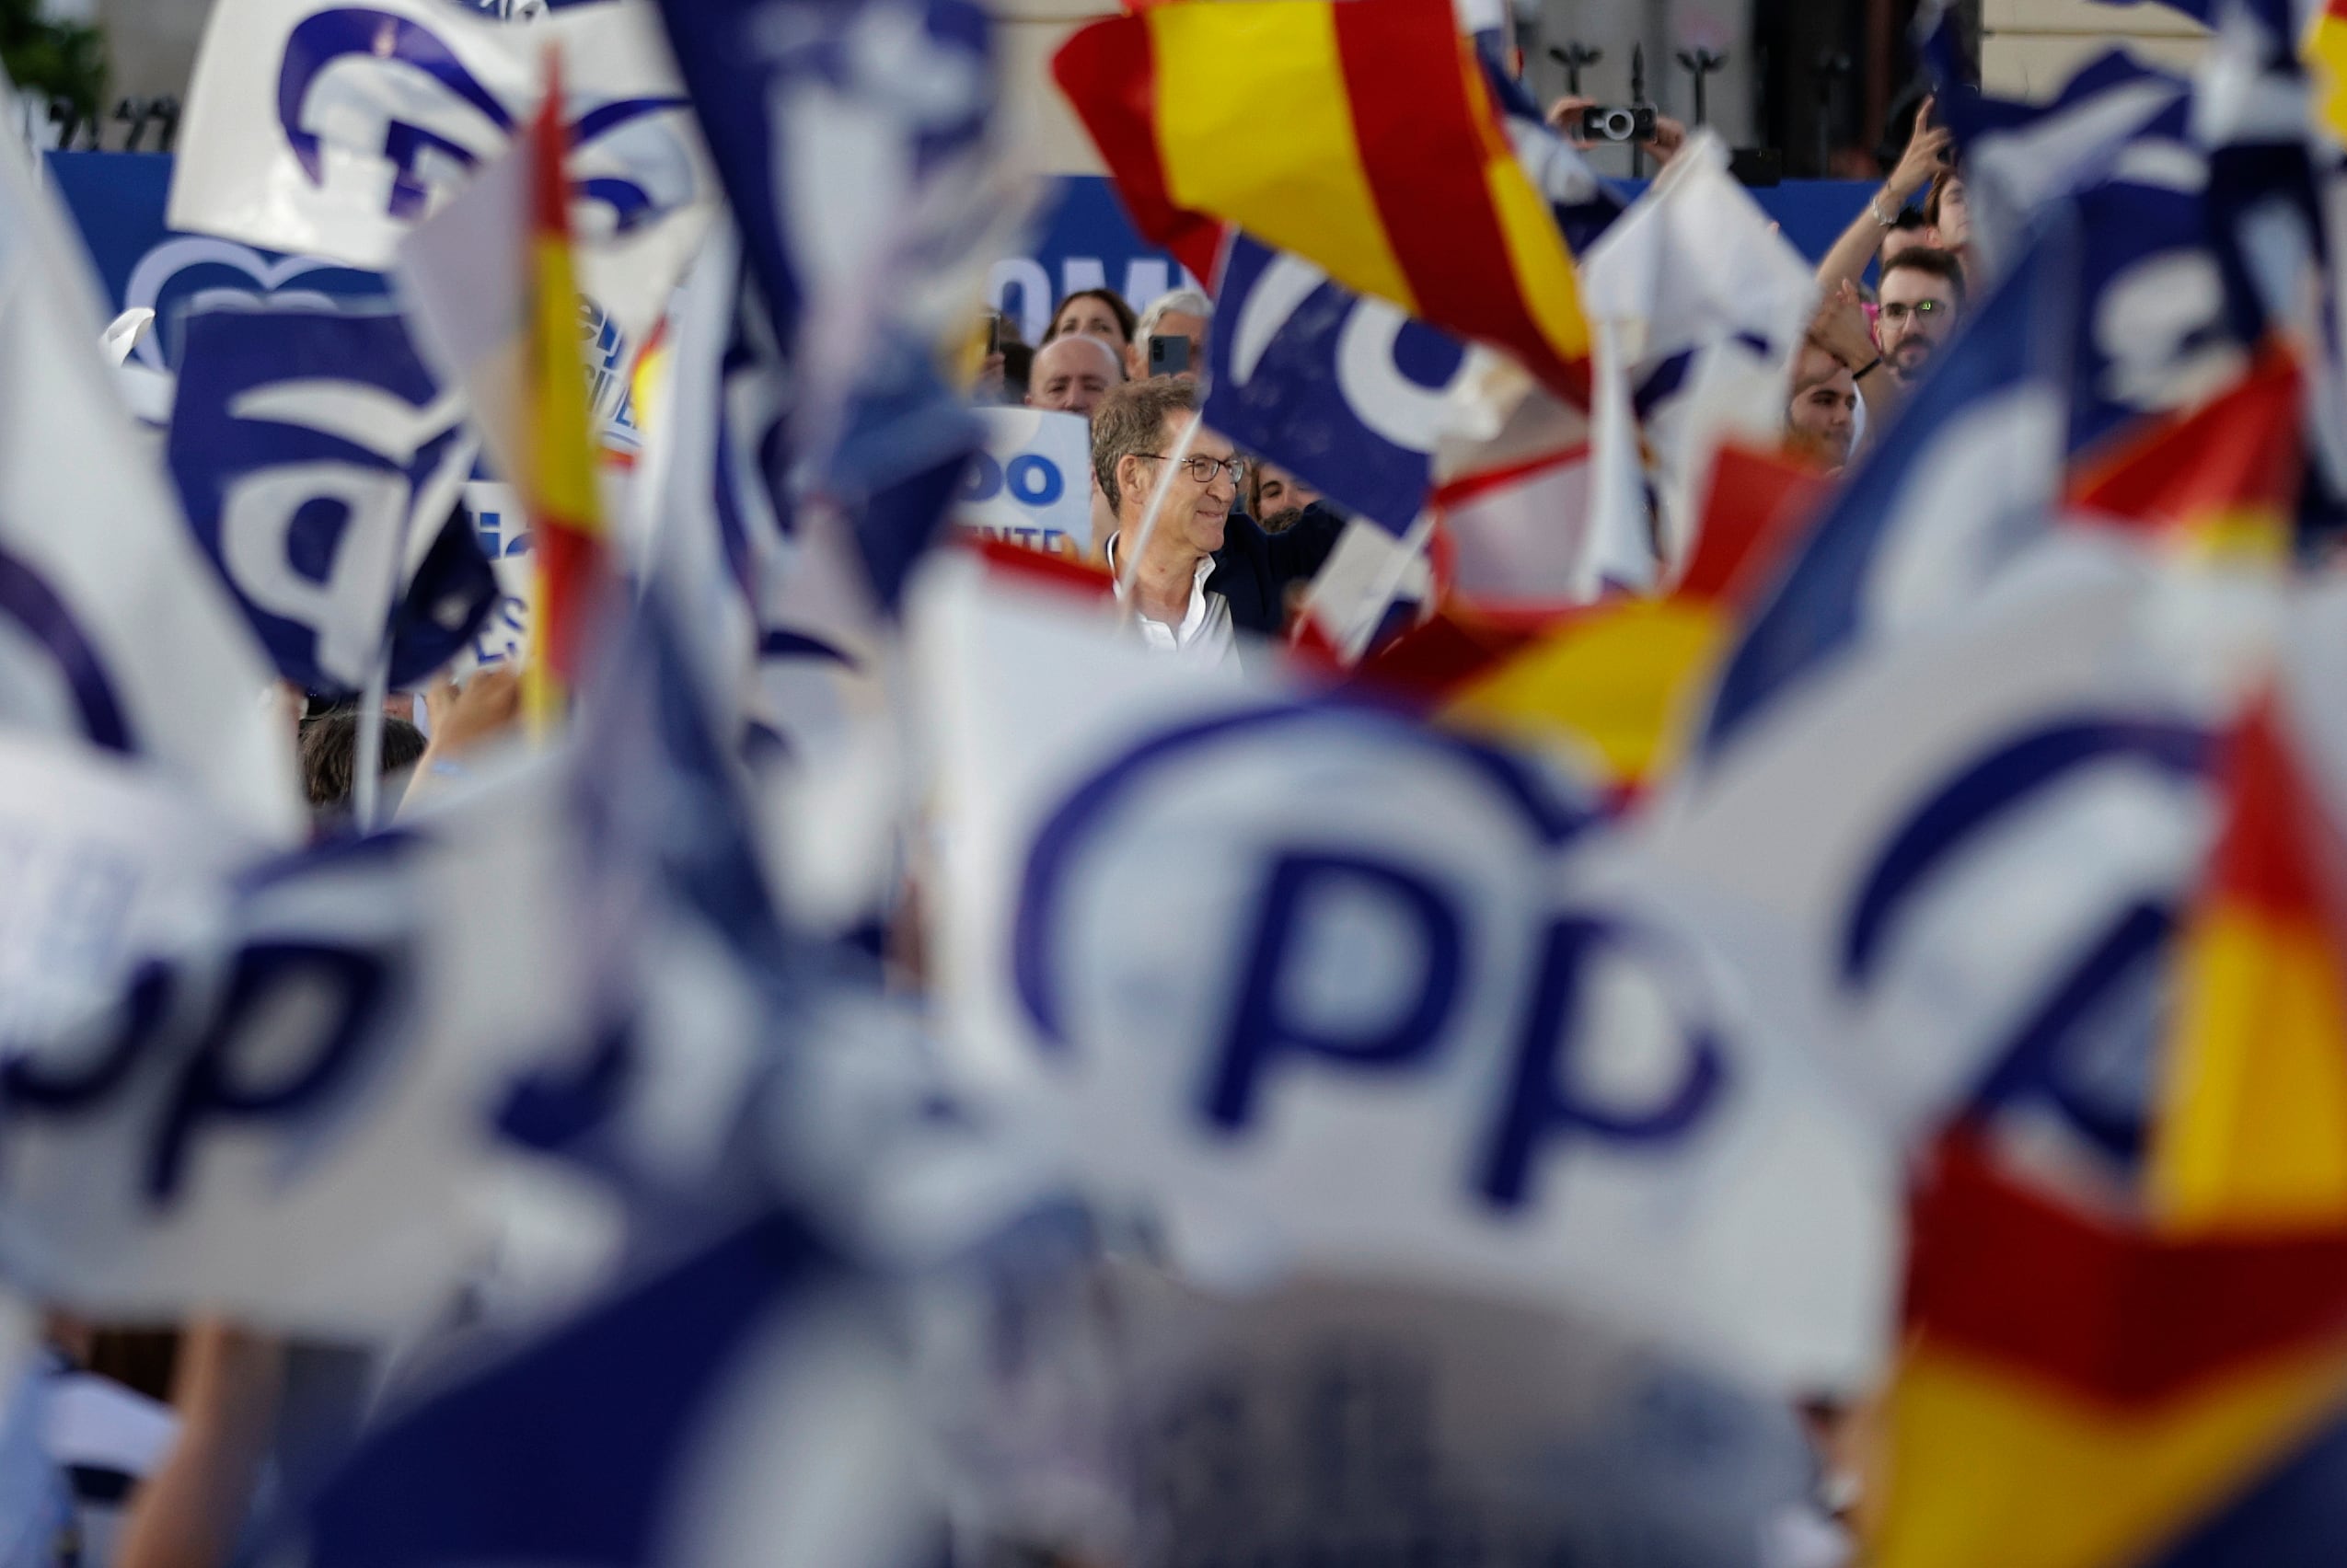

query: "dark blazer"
left=1206, top=503, right=1346, bottom=636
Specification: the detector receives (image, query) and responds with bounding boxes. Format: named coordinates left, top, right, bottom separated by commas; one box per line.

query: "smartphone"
left=1147, top=333, right=1192, bottom=376
left=985, top=312, right=1001, bottom=355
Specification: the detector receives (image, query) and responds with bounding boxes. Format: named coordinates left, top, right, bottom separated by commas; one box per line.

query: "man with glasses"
left=1877, top=248, right=1966, bottom=389
left=1091, top=378, right=1340, bottom=660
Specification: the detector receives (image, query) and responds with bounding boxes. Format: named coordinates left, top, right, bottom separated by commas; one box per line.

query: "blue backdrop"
left=40, top=151, right=1879, bottom=363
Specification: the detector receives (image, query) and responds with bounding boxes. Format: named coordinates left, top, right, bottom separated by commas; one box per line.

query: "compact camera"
left=1579, top=103, right=1658, bottom=143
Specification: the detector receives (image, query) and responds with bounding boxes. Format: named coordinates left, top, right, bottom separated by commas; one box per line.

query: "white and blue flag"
left=1205, top=233, right=1486, bottom=535
left=0, top=107, right=300, bottom=842
left=167, top=302, right=496, bottom=696
left=170, top=0, right=714, bottom=344
left=656, top=0, right=1017, bottom=612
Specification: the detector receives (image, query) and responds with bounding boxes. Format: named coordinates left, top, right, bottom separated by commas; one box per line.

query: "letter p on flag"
left=1204, top=852, right=1466, bottom=1131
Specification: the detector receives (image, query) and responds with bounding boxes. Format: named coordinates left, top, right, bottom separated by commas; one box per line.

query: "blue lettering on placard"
left=961, top=452, right=1004, bottom=503
left=1477, top=916, right=1725, bottom=1210
left=1006, top=455, right=1063, bottom=508
left=1204, top=852, right=1463, bottom=1131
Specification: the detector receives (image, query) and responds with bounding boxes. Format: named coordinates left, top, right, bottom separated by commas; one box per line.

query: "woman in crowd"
left=1040, top=287, right=1137, bottom=350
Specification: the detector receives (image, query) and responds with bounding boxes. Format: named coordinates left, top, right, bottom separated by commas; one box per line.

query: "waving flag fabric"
left=2067, top=345, right=2302, bottom=557
left=1053, top=0, right=1593, bottom=398
left=168, top=302, right=496, bottom=696
left=523, top=57, right=612, bottom=728
left=1874, top=689, right=2347, bottom=1568
left=1440, top=444, right=1822, bottom=790
left=170, top=0, right=711, bottom=345
left=1873, top=1129, right=2347, bottom=1568
left=302, top=1208, right=939, bottom=1568
left=655, top=0, right=1001, bottom=614
left=1204, top=231, right=1482, bottom=536
left=2150, top=697, right=2347, bottom=1234
left=0, top=108, right=300, bottom=842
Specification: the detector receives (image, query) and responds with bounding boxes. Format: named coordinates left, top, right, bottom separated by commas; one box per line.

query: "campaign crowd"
left=4, top=0, right=2347, bottom=1566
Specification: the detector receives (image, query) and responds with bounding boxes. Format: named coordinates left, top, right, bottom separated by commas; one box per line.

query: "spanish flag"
left=1869, top=700, right=2347, bottom=1568
left=1052, top=0, right=1591, bottom=399
left=2066, top=345, right=2302, bottom=563
left=1434, top=444, right=1823, bottom=790
left=522, top=47, right=610, bottom=730
left=2151, top=695, right=2347, bottom=1236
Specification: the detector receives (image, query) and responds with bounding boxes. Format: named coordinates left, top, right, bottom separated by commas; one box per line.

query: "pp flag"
left=913, top=551, right=1893, bottom=1392
left=170, top=0, right=714, bottom=342
left=0, top=778, right=587, bottom=1335
left=1206, top=232, right=1487, bottom=536
left=0, top=110, right=299, bottom=842
left=1054, top=0, right=1594, bottom=400
left=168, top=302, right=496, bottom=696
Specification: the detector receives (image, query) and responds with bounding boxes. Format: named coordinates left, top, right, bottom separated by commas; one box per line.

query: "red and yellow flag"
left=522, top=46, right=610, bottom=731
left=1871, top=1131, right=2347, bottom=1568
left=2066, top=345, right=2302, bottom=562
left=1870, top=697, right=2347, bottom=1568
left=2151, top=695, right=2347, bottom=1236
left=1433, top=444, right=1824, bottom=791
left=1052, top=0, right=1590, bottom=398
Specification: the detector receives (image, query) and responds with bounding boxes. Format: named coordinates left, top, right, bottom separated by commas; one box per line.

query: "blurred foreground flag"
left=2150, top=696, right=2347, bottom=1235
left=171, top=0, right=711, bottom=343
left=1873, top=695, right=2347, bottom=1568
left=0, top=109, right=298, bottom=841
left=655, top=0, right=1004, bottom=616
left=168, top=302, right=496, bottom=698
left=1053, top=0, right=1593, bottom=399
left=522, top=56, right=613, bottom=728
left=2067, top=345, right=2302, bottom=559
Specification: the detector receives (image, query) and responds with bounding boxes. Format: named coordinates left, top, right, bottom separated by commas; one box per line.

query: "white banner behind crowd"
left=953, top=409, right=1095, bottom=558
left=170, top=0, right=714, bottom=345
left=913, top=553, right=1894, bottom=1394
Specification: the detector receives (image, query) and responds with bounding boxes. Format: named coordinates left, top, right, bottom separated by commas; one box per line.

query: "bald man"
left=1024, top=332, right=1124, bottom=419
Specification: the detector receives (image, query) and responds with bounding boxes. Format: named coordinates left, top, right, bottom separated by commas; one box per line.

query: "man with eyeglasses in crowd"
left=1876, top=248, right=1965, bottom=389
left=1810, top=246, right=1968, bottom=451
left=1091, top=378, right=1340, bottom=662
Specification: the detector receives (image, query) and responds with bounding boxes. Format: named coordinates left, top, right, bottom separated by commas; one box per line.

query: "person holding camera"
left=1542, top=95, right=1687, bottom=168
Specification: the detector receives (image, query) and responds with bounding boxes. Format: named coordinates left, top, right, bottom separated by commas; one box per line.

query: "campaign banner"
left=953, top=409, right=1093, bottom=557
left=914, top=554, right=1894, bottom=1393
